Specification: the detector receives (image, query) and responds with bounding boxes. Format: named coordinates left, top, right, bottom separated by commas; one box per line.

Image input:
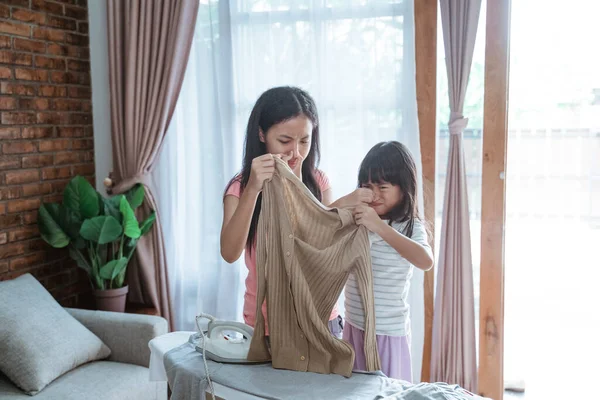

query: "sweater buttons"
left=300, top=356, right=305, bottom=361
left=286, top=251, right=291, bottom=257
left=288, top=234, right=293, bottom=239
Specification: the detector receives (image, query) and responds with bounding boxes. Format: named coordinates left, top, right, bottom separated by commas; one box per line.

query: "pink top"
left=224, top=170, right=339, bottom=330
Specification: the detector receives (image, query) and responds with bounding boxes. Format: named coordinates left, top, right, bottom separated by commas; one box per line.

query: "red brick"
left=72, top=139, right=93, bottom=150
left=9, top=226, right=40, bottom=242
left=62, top=72, right=89, bottom=85
left=0, top=233, right=7, bottom=245
left=32, top=0, right=65, bottom=15
left=54, top=152, right=81, bottom=165
left=0, top=35, right=10, bottom=49
left=15, top=68, right=48, bottom=82
left=35, top=56, right=66, bottom=70
left=81, top=101, right=91, bottom=112
left=50, top=179, right=69, bottom=193
left=42, top=166, right=70, bottom=180
left=67, top=59, right=89, bottom=72
left=0, top=66, right=11, bottom=79
left=64, top=5, right=87, bottom=20
left=0, top=242, right=28, bottom=259
left=37, top=112, right=70, bottom=125
left=0, top=21, right=30, bottom=38
left=8, top=198, right=41, bottom=213
left=0, top=187, right=21, bottom=200
left=0, top=96, right=17, bottom=110
left=57, top=127, right=84, bottom=137
left=47, top=43, right=81, bottom=57
left=19, top=98, right=51, bottom=111
left=0, top=5, right=9, bottom=19
left=10, top=253, right=46, bottom=271
left=0, top=214, right=21, bottom=228
left=0, top=261, right=7, bottom=274
left=0, top=156, right=21, bottom=171
left=22, top=210, right=38, bottom=224
left=45, top=16, right=77, bottom=31
left=11, top=9, right=47, bottom=25
left=2, top=0, right=30, bottom=7
left=22, top=127, right=53, bottom=139
left=39, top=139, right=71, bottom=152
left=78, top=22, right=88, bottom=35
left=22, top=182, right=53, bottom=197
left=43, top=194, right=63, bottom=203
left=53, top=98, right=81, bottom=111
left=81, top=151, right=94, bottom=162
left=2, top=112, right=36, bottom=125
left=14, top=39, right=47, bottom=54
left=0, top=203, right=4, bottom=214
left=68, top=86, right=90, bottom=99
left=50, top=71, right=66, bottom=83
left=1, top=82, right=36, bottom=95
left=2, top=142, right=37, bottom=154
left=65, top=33, right=88, bottom=47
left=70, top=113, right=92, bottom=125
left=32, top=27, right=66, bottom=42
left=6, top=169, right=40, bottom=184
left=0, top=127, right=20, bottom=139
left=0, top=51, right=33, bottom=66
left=22, top=154, right=53, bottom=168
left=71, top=163, right=94, bottom=176
left=39, top=85, right=67, bottom=97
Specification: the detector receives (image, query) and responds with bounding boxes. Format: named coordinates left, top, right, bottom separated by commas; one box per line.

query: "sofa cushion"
left=0, top=362, right=166, bottom=400
left=0, top=274, right=111, bottom=395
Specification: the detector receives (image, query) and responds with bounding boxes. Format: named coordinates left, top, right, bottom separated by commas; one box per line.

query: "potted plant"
left=37, top=176, right=156, bottom=312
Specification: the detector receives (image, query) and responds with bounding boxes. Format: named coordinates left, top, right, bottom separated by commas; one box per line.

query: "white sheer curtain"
left=155, top=0, right=424, bottom=379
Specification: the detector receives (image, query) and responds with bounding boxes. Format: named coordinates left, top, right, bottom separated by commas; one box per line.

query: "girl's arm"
left=354, top=205, right=433, bottom=271
left=374, top=223, right=434, bottom=271
left=220, top=187, right=260, bottom=263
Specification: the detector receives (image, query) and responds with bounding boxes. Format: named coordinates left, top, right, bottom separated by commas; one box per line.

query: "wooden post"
left=479, top=0, right=511, bottom=398
left=414, top=0, right=437, bottom=383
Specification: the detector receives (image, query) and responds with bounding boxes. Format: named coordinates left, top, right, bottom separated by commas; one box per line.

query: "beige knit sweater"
left=247, top=158, right=381, bottom=377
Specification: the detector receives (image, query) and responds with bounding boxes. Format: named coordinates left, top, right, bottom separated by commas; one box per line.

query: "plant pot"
left=94, top=285, right=129, bottom=313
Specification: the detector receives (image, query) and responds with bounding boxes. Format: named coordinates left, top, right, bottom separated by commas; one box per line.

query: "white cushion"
left=0, top=274, right=111, bottom=395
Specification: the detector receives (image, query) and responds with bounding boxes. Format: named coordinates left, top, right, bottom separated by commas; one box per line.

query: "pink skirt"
left=343, top=321, right=413, bottom=382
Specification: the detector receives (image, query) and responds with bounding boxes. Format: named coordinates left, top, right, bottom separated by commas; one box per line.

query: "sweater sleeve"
left=247, top=178, right=271, bottom=362
left=352, top=227, right=382, bottom=372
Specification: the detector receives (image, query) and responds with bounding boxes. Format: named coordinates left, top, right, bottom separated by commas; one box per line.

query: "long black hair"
left=358, top=141, right=420, bottom=237
left=225, top=86, right=322, bottom=250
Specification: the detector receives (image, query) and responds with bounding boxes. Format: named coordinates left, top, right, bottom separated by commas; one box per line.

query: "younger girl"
left=343, top=141, right=434, bottom=382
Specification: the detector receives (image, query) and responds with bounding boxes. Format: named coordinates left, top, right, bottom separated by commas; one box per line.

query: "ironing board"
left=148, top=332, right=262, bottom=400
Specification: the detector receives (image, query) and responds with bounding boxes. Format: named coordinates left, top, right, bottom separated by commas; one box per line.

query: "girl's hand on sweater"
left=248, top=154, right=277, bottom=193
left=353, top=205, right=384, bottom=233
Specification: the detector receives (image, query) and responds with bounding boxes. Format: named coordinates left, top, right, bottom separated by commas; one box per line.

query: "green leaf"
left=126, top=184, right=145, bottom=209
left=99, top=257, right=128, bottom=280
left=103, top=195, right=123, bottom=223
left=59, top=205, right=82, bottom=240
left=63, top=176, right=100, bottom=219
left=69, top=247, right=91, bottom=274
left=80, top=216, right=122, bottom=244
left=38, top=203, right=70, bottom=248
left=139, top=211, right=156, bottom=236
left=120, top=196, right=140, bottom=239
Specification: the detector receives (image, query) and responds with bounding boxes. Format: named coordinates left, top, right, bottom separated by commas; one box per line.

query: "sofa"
left=0, top=274, right=168, bottom=399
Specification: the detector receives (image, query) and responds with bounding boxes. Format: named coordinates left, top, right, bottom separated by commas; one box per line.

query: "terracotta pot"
left=94, top=285, right=129, bottom=312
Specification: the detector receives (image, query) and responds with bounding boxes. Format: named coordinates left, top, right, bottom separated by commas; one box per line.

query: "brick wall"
left=0, top=0, right=94, bottom=308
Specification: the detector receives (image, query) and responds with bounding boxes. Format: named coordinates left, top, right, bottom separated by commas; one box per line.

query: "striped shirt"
left=344, top=219, right=431, bottom=337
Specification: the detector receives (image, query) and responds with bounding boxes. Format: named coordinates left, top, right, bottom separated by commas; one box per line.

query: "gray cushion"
left=0, top=362, right=166, bottom=400
left=0, top=274, right=111, bottom=395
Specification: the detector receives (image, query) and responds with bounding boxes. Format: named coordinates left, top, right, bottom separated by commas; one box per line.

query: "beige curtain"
left=430, top=0, right=482, bottom=391
left=106, top=0, right=199, bottom=330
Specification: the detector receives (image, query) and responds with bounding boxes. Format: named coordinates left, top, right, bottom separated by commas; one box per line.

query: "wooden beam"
left=479, top=0, right=511, bottom=398
left=414, top=0, right=437, bottom=383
